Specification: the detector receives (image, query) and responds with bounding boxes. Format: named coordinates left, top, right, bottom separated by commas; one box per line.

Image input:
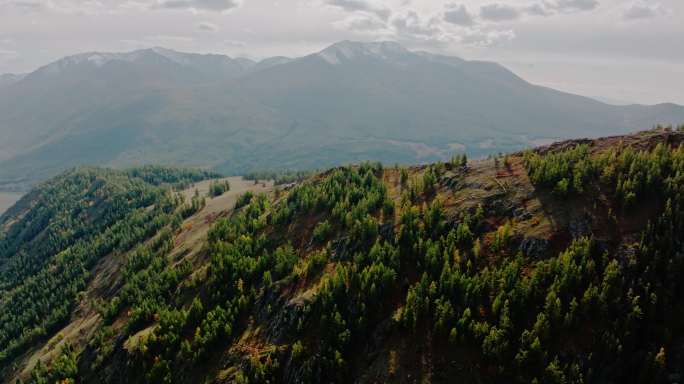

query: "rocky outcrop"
left=519, top=237, right=550, bottom=259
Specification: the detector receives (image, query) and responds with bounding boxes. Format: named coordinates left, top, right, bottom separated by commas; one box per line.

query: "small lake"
left=0, top=192, right=23, bottom=216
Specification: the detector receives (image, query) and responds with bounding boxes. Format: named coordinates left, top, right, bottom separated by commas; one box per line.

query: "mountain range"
left=1, top=41, right=683, bottom=190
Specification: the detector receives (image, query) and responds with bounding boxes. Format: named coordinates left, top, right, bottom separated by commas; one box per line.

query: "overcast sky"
left=0, top=0, right=682, bottom=104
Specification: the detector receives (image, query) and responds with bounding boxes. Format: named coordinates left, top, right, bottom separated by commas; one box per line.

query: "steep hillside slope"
left=1, top=127, right=684, bottom=383
left=0, top=166, right=220, bottom=373
left=1, top=41, right=683, bottom=190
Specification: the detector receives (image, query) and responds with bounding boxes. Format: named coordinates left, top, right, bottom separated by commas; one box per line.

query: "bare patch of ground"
left=172, top=177, right=274, bottom=264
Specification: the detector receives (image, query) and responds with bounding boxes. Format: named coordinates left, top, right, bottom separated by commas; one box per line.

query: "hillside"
left=1, top=41, right=684, bottom=190
left=1, top=127, right=683, bottom=383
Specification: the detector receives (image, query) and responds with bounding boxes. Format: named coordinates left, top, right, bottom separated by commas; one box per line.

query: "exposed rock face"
left=513, top=207, right=532, bottom=221
left=482, top=193, right=515, bottom=217
left=519, top=237, right=550, bottom=259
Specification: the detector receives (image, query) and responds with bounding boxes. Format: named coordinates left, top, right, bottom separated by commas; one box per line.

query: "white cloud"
left=333, top=14, right=389, bottom=33
left=155, top=0, right=242, bottom=12
left=0, top=0, right=108, bottom=14
left=0, top=38, right=16, bottom=46
left=321, top=0, right=608, bottom=49
left=1, top=0, right=44, bottom=10
left=0, top=49, right=20, bottom=64
left=503, top=0, right=600, bottom=17
left=15, top=0, right=244, bottom=14
left=523, top=3, right=551, bottom=16
left=460, top=28, right=515, bottom=47
left=0, top=49, right=19, bottom=57
left=147, top=34, right=194, bottom=43
left=325, top=1, right=558, bottom=48
left=198, top=21, right=218, bottom=31
left=223, top=39, right=246, bottom=48
left=479, top=3, right=520, bottom=22
left=623, top=1, right=666, bottom=20
left=391, top=10, right=447, bottom=42
left=120, top=35, right=194, bottom=50
left=546, top=0, right=599, bottom=12
left=443, top=3, right=475, bottom=27
left=324, top=0, right=391, bottom=21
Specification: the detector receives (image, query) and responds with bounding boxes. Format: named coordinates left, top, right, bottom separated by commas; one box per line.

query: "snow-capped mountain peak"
left=316, top=41, right=410, bottom=65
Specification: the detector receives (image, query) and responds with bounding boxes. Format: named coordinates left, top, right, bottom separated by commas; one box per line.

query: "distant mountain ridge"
left=26, top=47, right=257, bottom=81
left=0, top=73, right=25, bottom=88
left=1, top=40, right=683, bottom=190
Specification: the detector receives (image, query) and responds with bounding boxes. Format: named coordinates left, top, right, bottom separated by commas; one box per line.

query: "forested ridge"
left=0, top=166, right=216, bottom=375
left=2, top=127, right=684, bottom=383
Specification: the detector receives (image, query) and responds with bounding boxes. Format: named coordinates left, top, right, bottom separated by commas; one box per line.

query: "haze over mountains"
left=1, top=40, right=683, bottom=190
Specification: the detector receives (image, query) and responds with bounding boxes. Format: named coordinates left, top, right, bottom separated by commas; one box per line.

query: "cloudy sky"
left=1, top=0, right=682, bottom=104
